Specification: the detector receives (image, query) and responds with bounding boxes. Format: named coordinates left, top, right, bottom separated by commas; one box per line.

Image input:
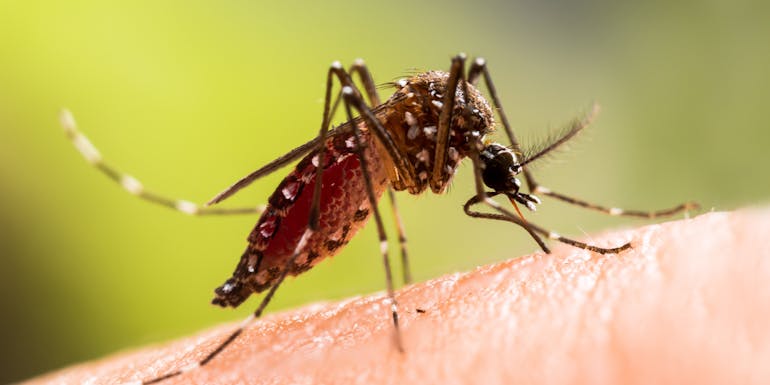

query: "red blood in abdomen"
left=250, top=139, right=387, bottom=279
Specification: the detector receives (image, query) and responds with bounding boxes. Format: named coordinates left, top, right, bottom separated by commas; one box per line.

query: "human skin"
left=24, top=208, right=770, bottom=385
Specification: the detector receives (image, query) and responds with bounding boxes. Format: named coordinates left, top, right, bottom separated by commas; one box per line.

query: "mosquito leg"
left=342, top=86, right=404, bottom=351
left=60, top=109, right=264, bottom=216
left=349, top=58, right=381, bottom=106
left=349, top=59, right=412, bottom=285
left=305, top=61, right=342, bottom=228
left=321, top=58, right=377, bottom=124
left=462, top=195, right=631, bottom=254
left=531, top=186, right=699, bottom=219
left=467, top=57, right=534, bottom=188
left=386, top=187, right=412, bottom=284
left=431, top=53, right=466, bottom=192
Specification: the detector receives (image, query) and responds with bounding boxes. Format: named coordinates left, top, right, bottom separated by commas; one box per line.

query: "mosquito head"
left=479, top=142, right=541, bottom=211
left=480, top=143, right=522, bottom=192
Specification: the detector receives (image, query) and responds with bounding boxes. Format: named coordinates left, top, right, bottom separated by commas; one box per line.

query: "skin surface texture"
left=24, top=208, right=770, bottom=385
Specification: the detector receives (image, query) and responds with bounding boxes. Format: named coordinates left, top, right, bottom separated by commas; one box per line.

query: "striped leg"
left=341, top=85, right=403, bottom=351
left=386, top=187, right=411, bottom=285
left=60, top=109, right=264, bottom=216
left=532, top=186, right=699, bottom=219
left=326, top=61, right=405, bottom=346
left=463, top=193, right=631, bottom=254
left=348, top=59, right=412, bottom=285
left=430, top=53, right=466, bottom=192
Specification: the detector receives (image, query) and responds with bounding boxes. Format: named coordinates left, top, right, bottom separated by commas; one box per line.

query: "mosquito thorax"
left=382, top=71, right=495, bottom=194
left=479, top=142, right=523, bottom=193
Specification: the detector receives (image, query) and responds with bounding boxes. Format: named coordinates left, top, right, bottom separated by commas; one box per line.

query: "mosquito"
left=61, top=54, right=697, bottom=384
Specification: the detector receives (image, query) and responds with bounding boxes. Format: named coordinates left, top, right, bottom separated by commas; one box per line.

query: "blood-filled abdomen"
left=212, top=130, right=387, bottom=308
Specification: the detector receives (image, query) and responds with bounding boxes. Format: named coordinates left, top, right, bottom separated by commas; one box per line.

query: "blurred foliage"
left=1, top=0, right=768, bottom=382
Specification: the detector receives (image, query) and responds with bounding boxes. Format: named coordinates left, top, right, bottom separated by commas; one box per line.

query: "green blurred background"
left=1, top=0, right=768, bottom=382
